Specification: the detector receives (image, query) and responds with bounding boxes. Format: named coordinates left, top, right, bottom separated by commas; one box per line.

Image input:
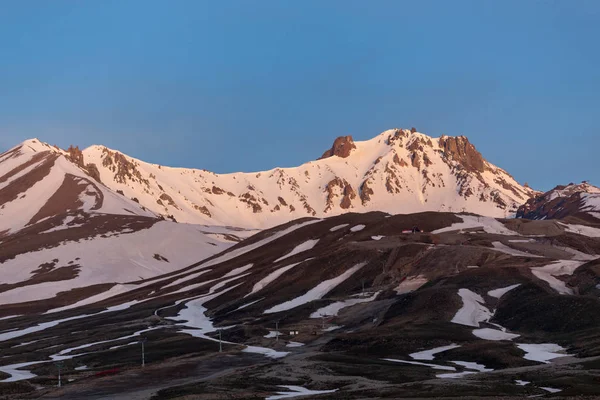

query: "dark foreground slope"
left=1, top=212, right=600, bottom=399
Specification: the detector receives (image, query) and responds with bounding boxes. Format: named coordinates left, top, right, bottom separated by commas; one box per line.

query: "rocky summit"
left=0, top=131, right=599, bottom=400
left=3, top=129, right=535, bottom=230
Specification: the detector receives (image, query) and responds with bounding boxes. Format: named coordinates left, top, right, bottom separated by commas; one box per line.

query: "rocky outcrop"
left=85, top=163, right=102, bottom=183
left=340, top=184, right=356, bottom=209
left=159, top=193, right=178, bottom=209
left=393, top=153, right=408, bottom=167
left=438, top=136, right=485, bottom=173
left=411, top=152, right=421, bottom=170
left=324, top=177, right=356, bottom=211
left=65, top=145, right=102, bottom=183
left=193, top=204, right=212, bottom=217
left=387, top=129, right=408, bottom=145
left=239, top=192, right=262, bottom=213
left=101, top=148, right=149, bottom=187
left=319, top=136, right=356, bottom=159
left=359, top=180, right=374, bottom=205
left=212, top=186, right=225, bottom=195
left=66, top=145, right=84, bottom=168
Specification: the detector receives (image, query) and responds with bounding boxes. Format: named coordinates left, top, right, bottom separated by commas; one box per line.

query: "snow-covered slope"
left=0, top=140, right=255, bottom=307
left=74, top=129, right=535, bottom=228
left=0, top=139, right=156, bottom=236
left=517, top=182, right=600, bottom=222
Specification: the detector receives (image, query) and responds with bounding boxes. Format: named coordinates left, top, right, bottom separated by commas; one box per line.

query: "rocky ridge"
left=12, top=128, right=536, bottom=229
left=517, top=182, right=600, bottom=223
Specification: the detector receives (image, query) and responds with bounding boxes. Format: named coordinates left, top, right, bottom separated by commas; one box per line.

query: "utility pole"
left=140, top=337, right=147, bottom=367
left=55, top=361, right=63, bottom=387
left=219, top=329, right=223, bottom=352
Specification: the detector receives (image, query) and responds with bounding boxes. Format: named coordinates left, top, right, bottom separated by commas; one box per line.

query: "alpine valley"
left=1, top=129, right=599, bottom=400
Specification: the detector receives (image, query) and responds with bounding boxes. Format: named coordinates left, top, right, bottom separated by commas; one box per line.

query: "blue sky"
left=1, top=1, right=598, bottom=191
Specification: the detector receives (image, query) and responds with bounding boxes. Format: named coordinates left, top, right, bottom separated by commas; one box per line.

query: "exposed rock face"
left=85, top=163, right=102, bottom=183
left=359, top=180, right=374, bottom=205
left=193, top=204, right=211, bottom=217
left=438, top=136, right=485, bottom=173
left=101, top=148, right=149, bottom=186
left=388, top=129, right=408, bottom=145
left=393, top=153, right=408, bottom=167
left=411, top=152, right=421, bottom=170
left=66, top=145, right=84, bottom=168
left=239, top=192, right=263, bottom=213
left=517, top=182, right=600, bottom=222
left=325, top=177, right=356, bottom=211
left=319, top=136, right=356, bottom=159
left=340, top=184, right=356, bottom=209
left=65, top=145, right=102, bottom=183
left=212, top=186, right=225, bottom=195
left=159, top=193, right=178, bottom=209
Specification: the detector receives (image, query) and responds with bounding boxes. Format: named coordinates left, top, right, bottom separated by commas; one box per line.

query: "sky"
left=0, top=1, right=598, bottom=191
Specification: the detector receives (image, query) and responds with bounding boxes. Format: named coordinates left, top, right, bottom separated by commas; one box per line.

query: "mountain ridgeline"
left=6, top=129, right=536, bottom=229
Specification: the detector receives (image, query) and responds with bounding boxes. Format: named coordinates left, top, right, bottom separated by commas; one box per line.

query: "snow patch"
left=491, top=242, right=542, bottom=258
left=309, top=292, right=379, bottom=318
left=540, top=387, right=562, bottom=393
left=472, top=328, right=519, bottom=341
left=330, top=224, right=348, bottom=232
left=246, top=260, right=308, bottom=297
left=409, top=344, right=461, bottom=361
left=264, top=263, right=366, bottom=314
left=432, top=215, right=518, bottom=235
left=395, top=276, right=428, bottom=294
left=531, top=260, right=584, bottom=295
left=560, top=223, right=600, bottom=238
left=451, top=289, right=492, bottom=327
left=451, top=361, right=493, bottom=372
left=517, top=343, right=569, bottom=363
left=382, top=359, right=456, bottom=371
left=350, top=224, right=365, bottom=232
left=436, top=371, right=478, bottom=379
left=243, top=346, right=289, bottom=359
left=274, top=240, right=319, bottom=262
left=266, top=385, right=338, bottom=400
left=487, top=284, right=521, bottom=299
left=222, top=263, right=254, bottom=278
left=0, top=362, right=42, bottom=382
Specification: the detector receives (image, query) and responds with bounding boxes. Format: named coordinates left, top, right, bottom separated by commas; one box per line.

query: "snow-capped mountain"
left=18, top=128, right=535, bottom=229
left=0, top=139, right=255, bottom=306
left=517, top=182, right=600, bottom=222
left=4, top=132, right=600, bottom=399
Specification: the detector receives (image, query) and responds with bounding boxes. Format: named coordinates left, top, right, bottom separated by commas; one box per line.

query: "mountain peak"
left=319, top=135, right=357, bottom=159
left=5, top=128, right=537, bottom=228
left=16, top=138, right=63, bottom=155
left=438, top=134, right=485, bottom=173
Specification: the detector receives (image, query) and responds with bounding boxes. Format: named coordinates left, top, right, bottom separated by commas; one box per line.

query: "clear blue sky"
left=1, top=1, right=598, bottom=191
